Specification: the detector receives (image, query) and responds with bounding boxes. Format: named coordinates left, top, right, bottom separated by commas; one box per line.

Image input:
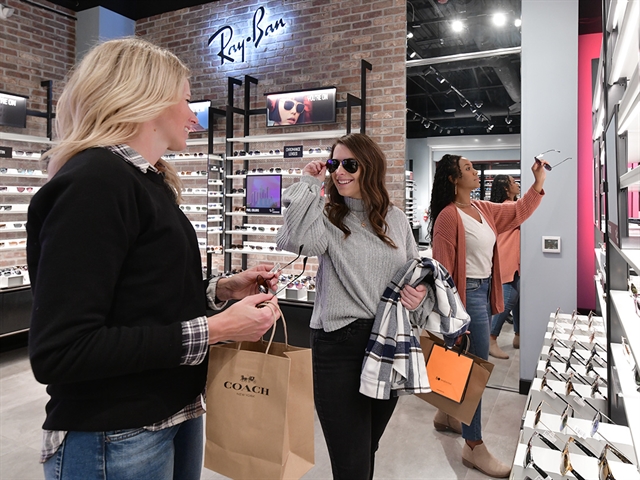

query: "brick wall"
left=0, top=0, right=75, bottom=269
left=1, top=0, right=407, bottom=276
left=0, top=0, right=75, bottom=138
left=136, top=0, right=407, bottom=273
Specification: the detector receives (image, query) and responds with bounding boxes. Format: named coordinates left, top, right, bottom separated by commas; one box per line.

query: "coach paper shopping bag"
left=204, top=316, right=314, bottom=480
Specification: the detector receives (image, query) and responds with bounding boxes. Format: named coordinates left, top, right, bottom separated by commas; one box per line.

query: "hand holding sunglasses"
left=302, top=160, right=328, bottom=180
left=534, top=149, right=573, bottom=171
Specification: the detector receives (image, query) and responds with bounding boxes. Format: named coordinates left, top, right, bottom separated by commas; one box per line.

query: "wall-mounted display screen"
left=0, top=92, right=28, bottom=128
left=189, top=100, right=211, bottom=133
left=266, top=87, right=336, bottom=127
left=245, top=174, right=282, bottom=215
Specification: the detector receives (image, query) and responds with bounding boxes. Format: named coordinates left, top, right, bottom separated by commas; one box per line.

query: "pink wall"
left=577, top=33, right=602, bottom=311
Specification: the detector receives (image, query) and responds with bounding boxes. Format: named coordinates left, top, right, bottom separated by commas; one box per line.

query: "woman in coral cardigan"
left=428, top=155, right=547, bottom=478
left=489, top=174, right=522, bottom=359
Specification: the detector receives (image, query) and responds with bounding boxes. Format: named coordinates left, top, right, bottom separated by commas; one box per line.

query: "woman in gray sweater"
left=276, top=133, right=427, bottom=479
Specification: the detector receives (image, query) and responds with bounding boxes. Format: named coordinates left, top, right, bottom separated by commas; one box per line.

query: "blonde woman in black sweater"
left=27, top=38, right=279, bottom=480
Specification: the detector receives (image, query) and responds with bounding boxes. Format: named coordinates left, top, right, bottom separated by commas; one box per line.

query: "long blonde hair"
left=46, top=37, right=189, bottom=202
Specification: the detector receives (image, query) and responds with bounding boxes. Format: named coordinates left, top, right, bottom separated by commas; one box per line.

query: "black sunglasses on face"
left=283, top=100, right=304, bottom=113
left=326, top=158, right=358, bottom=174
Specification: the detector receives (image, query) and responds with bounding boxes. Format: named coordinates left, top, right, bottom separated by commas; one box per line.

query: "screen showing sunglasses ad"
left=326, top=158, right=358, bottom=174
left=245, top=174, right=282, bottom=215
left=266, top=87, right=336, bottom=127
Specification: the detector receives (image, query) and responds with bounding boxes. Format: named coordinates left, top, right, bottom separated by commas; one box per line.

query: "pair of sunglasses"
left=283, top=100, right=304, bottom=113
left=598, top=443, right=634, bottom=480
left=326, top=158, right=358, bottom=174
left=561, top=438, right=589, bottom=480
left=533, top=400, right=597, bottom=457
left=256, top=245, right=308, bottom=297
left=534, top=149, right=573, bottom=171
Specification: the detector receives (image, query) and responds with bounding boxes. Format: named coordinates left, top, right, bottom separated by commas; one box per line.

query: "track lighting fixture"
left=486, top=124, right=494, bottom=132
left=0, top=4, right=14, bottom=19
left=407, top=31, right=414, bottom=39
left=505, top=112, right=513, bottom=125
left=474, top=100, right=483, bottom=108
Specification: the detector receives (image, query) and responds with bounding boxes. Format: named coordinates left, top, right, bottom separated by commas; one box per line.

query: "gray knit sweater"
left=276, top=175, right=425, bottom=332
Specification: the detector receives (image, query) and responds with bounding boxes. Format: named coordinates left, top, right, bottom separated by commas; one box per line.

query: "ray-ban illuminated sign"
left=207, top=6, right=286, bottom=65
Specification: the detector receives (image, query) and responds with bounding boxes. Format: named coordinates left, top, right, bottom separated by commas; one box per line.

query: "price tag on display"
left=573, top=426, right=588, bottom=438
left=543, top=430, right=558, bottom=443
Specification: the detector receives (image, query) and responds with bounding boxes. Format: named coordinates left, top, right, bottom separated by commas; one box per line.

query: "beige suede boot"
left=433, top=409, right=462, bottom=434
left=489, top=337, right=509, bottom=359
left=513, top=333, right=520, bottom=349
left=462, top=442, right=511, bottom=478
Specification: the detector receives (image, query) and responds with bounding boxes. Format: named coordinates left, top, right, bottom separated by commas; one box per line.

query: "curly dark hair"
left=324, top=133, right=397, bottom=249
left=428, top=154, right=462, bottom=241
left=489, top=174, right=512, bottom=204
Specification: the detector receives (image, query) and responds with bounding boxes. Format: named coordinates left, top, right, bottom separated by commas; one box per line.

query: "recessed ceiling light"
left=514, top=18, right=522, bottom=27
left=451, top=20, right=464, bottom=32
left=407, top=31, right=414, bottom=38
left=492, top=13, right=507, bottom=27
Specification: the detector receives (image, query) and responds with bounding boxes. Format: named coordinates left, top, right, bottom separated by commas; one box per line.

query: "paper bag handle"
left=448, top=333, right=470, bottom=357
left=237, top=301, right=288, bottom=354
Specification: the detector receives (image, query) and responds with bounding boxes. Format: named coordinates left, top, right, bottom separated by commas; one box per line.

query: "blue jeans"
left=311, top=318, right=399, bottom=480
left=462, top=277, right=491, bottom=442
left=491, top=273, right=520, bottom=336
left=43, top=416, right=203, bottom=480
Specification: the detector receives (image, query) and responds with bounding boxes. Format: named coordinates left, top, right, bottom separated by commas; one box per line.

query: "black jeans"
left=311, top=318, right=399, bottom=480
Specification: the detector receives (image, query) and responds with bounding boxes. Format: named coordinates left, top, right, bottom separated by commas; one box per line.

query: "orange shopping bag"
left=417, top=331, right=494, bottom=425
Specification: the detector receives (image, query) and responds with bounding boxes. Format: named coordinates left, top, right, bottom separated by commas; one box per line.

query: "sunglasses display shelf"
left=166, top=153, right=226, bottom=268
left=511, top=312, right=640, bottom=480
left=590, top=1, right=640, bottom=477
left=405, top=173, right=418, bottom=228
left=1, top=150, right=48, bottom=279
left=222, top=145, right=329, bottom=285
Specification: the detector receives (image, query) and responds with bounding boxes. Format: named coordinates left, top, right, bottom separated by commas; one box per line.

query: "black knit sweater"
left=27, top=148, right=207, bottom=431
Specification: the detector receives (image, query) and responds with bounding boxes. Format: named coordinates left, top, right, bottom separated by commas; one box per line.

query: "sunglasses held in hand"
left=534, top=149, right=573, bottom=171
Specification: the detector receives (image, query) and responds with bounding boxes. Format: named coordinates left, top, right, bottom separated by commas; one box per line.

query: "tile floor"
left=0, top=326, right=525, bottom=480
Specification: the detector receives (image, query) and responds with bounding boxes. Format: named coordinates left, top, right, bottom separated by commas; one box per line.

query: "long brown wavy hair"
left=324, top=133, right=397, bottom=248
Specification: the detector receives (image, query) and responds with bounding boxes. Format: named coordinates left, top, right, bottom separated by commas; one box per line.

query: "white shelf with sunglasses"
left=170, top=152, right=227, bottom=266
left=511, top=311, right=640, bottom=480
left=1, top=147, right=48, bottom=276
left=590, top=2, right=640, bottom=474
left=405, top=176, right=418, bottom=228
